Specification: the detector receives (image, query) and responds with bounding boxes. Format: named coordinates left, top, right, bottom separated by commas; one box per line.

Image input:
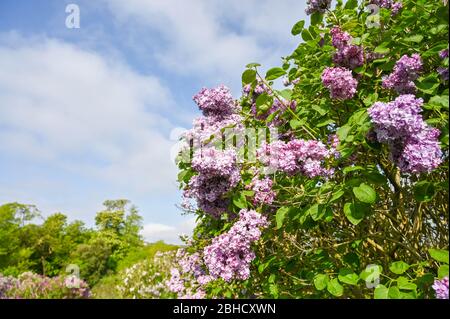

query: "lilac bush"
left=175, top=0, right=448, bottom=300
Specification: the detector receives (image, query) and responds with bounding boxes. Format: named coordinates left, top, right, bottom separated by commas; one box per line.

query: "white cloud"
left=141, top=216, right=196, bottom=244
left=103, top=0, right=307, bottom=90
left=0, top=34, right=181, bottom=194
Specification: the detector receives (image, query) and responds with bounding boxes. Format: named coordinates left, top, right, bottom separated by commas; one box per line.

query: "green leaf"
left=316, top=119, right=334, bottom=128
left=413, top=181, right=436, bottom=202
left=389, top=261, right=410, bottom=275
left=353, top=183, right=376, bottom=204
left=255, top=92, right=270, bottom=107
left=275, top=207, right=289, bottom=230
left=308, top=204, right=325, bottom=221
left=290, top=118, right=306, bottom=130
left=265, top=67, right=286, bottom=81
left=343, top=202, right=367, bottom=225
left=246, top=62, right=261, bottom=68
left=343, top=166, right=364, bottom=174
left=374, top=43, right=390, bottom=54
left=291, top=20, right=305, bottom=36
left=403, top=34, right=424, bottom=43
left=338, top=268, right=359, bottom=285
left=417, top=75, right=440, bottom=95
left=269, top=284, right=278, bottom=298
left=313, top=274, right=329, bottom=291
left=329, top=190, right=345, bottom=203
left=301, top=29, right=313, bottom=42
left=344, top=0, right=358, bottom=9
left=277, top=89, right=293, bottom=100
left=310, top=12, right=323, bottom=26
left=374, top=284, right=389, bottom=299
left=242, top=69, right=256, bottom=85
left=232, top=192, right=247, bottom=209
left=438, top=265, right=449, bottom=279
left=429, top=95, right=449, bottom=110
left=363, top=93, right=378, bottom=107
left=397, top=276, right=417, bottom=291
left=388, top=286, right=401, bottom=299
left=336, top=126, right=351, bottom=141
left=429, top=249, right=449, bottom=264
left=327, top=278, right=344, bottom=297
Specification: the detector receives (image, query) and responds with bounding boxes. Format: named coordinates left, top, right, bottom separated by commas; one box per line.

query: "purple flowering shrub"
left=174, top=0, right=449, bottom=299
left=116, top=251, right=179, bottom=299
left=0, top=272, right=90, bottom=299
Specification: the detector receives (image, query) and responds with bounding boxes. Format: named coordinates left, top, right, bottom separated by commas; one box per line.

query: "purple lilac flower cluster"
left=184, top=114, right=244, bottom=148
left=368, top=94, right=442, bottom=173
left=0, top=275, right=18, bottom=299
left=438, top=49, right=449, bottom=81
left=185, top=148, right=241, bottom=218
left=257, top=138, right=335, bottom=178
left=305, top=0, right=332, bottom=15
left=246, top=175, right=276, bottom=206
left=185, top=86, right=244, bottom=148
left=0, top=272, right=90, bottom=299
left=330, top=27, right=364, bottom=70
left=432, top=277, right=449, bottom=299
left=166, top=249, right=211, bottom=299
left=382, top=54, right=423, bottom=94
left=321, top=67, right=358, bottom=100
left=203, top=209, right=268, bottom=282
left=370, top=0, right=403, bottom=15
left=193, top=85, right=239, bottom=118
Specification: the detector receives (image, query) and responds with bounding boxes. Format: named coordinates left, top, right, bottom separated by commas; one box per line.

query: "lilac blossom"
left=257, top=139, right=335, bottom=178
left=439, top=49, right=449, bottom=59
left=306, top=0, right=332, bottom=15
left=370, top=0, right=403, bottom=15
left=433, top=277, right=449, bottom=299
left=368, top=95, right=442, bottom=174
left=247, top=176, right=276, bottom=206
left=330, top=27, right=364, bottom=70
left=438, top=67, right=449, bottom=81
left=321, top=67, right=358, bottom=100
left=185, top=148, right=241, bottom=218
left=193, top=85, right=239, bottom=118
left=382, top=54, right=422, bottom=94
left=203, top=209, right=268, bottom=282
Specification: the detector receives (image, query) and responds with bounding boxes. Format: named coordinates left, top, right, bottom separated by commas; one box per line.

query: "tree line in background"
left=0, top=200, right=178, bottom=298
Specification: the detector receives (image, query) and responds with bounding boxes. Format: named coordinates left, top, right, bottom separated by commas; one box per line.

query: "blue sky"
left=0, top=0, right=308, bottom=243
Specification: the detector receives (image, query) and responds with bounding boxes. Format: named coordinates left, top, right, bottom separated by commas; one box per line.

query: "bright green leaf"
left=338, top=268, right=359, bottom=285
left=275, top=207, right=289, bottom=230
left=344, top=202, right=366, bottom=225
left=327, top=278, right=344, bottom=297
left=438, top=265, right=449, bottom=279
left=389, top=261, right=410, bottom=274
left=429, top=249, right=449, bottom=264
left=242, top=69, right=256, bottom=85
left=265, top=67, right=286, bottom=81
left=397, top=276, right=417, bottom=291
left=291, top=20, right=305, bottom=36
left=353, top=183, right=376, bottom=204
left=314, top=274, right=329, bottom=291
left=374, top=284, right=389, bottom=299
